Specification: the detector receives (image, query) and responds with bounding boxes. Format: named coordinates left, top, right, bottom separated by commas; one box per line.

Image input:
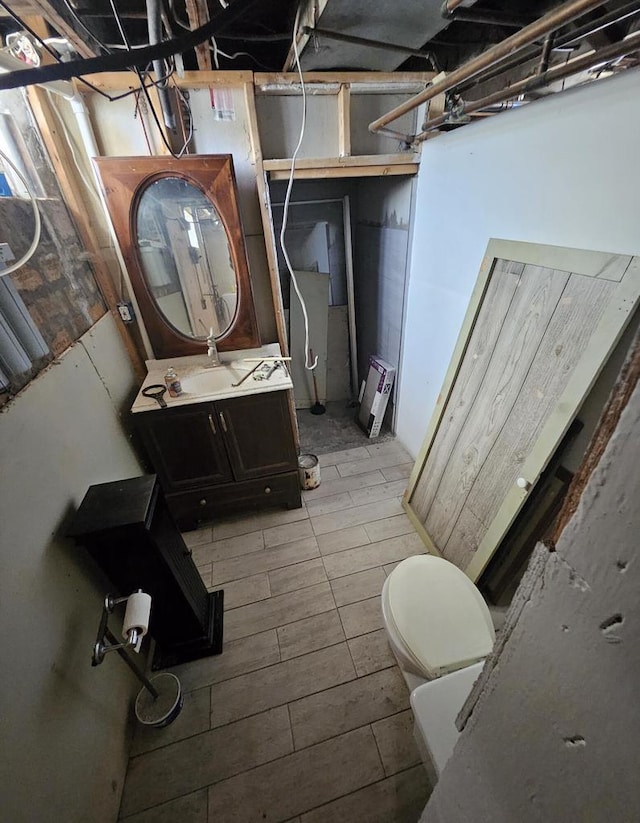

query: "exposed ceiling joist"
left=20, top=0, right=97, bottom=56
left=185, top=0, right=212, bottom=70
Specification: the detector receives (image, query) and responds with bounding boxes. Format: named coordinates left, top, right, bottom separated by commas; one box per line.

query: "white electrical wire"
left=279, top=5, right=317, bottom=371
left=209, top=36, right=273, bottom=71
left=0, top=147, right=41, bottom=277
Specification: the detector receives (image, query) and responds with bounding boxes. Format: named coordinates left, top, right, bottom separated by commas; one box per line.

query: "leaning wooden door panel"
left=465, top=256, right=640, bottom=581
left=405, top=239, right=640, bottom=582
left=444, top=273, right=615, bottom=568
left=411, top=259, right=524, bottom=524
left=423, top=264, right=570, bottom=550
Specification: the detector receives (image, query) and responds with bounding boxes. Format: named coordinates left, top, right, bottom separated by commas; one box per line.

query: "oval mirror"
left=135, top=176, right=238, bottom=340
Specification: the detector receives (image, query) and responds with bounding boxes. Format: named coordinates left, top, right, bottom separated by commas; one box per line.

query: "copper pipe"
left=369, top=0, right=606, bottom=134
left=456, top=1, right=640, bottom=94
left=416, top=30, right=640, bottom=139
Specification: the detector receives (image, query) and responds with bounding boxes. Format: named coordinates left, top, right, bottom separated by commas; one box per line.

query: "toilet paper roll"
left=122, top=592, right=152, bottom=642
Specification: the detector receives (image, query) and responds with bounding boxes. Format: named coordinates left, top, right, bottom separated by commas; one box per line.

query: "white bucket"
left=298, top=454, right=321, bottom=490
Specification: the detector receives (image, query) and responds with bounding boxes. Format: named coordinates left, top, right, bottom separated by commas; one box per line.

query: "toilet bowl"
left=381, top=555, right=495, bottom=777
left=381, top=554, right=495, bottom=688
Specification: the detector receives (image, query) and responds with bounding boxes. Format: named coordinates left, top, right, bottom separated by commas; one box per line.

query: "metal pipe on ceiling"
left=456, top=0, right=640, bottom=93
left=369, top=0, right=608, bottom=135
left=443, top=10, right=530, bottom=28
left=416, top=30, right=640, bottom=138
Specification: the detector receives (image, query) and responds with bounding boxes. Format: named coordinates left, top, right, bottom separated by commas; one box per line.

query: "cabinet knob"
left=516, top=477, right=532, bottom=491
left=264, top=486, right=272, bottom=494
left=199, top=498, right=207, bottom=506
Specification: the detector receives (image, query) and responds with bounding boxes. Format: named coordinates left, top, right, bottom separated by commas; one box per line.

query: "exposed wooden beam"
left=263, top=153, right=419, bottom=171
left=242, top=81, right=289, bottom=356
left=24, top=0, right=98, bottom=58
left=185, top=0, right=212, bottom=71
left=242, top=80, right=299, bottom=450
left=75, top=70, right=254, bottom=92
left=267, top=163, right=419, bottom=181
left=337, top=83, right=350, bottom=158
left=255, top=71, right=433, bottom=93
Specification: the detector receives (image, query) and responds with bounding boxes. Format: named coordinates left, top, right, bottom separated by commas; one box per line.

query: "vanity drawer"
left=167, top=471, right=301, bottom=527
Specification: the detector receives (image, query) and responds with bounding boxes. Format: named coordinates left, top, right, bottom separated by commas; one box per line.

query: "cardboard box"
left=358, top=355, right=395, bottom=438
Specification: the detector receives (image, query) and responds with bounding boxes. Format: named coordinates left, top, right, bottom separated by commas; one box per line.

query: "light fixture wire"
left=279, top=4, right=317, bottom=371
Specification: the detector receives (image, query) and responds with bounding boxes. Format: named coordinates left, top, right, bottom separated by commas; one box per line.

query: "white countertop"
left=131, top=344, right=293, bottom=413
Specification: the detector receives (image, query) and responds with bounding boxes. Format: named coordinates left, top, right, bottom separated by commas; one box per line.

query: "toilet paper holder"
left=92, top=589, right=151, bottom=667
left=93, top=590, right=184, bottom=727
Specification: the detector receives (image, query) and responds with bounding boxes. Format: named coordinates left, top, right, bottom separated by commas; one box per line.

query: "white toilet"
left=381, top=554, right=496, bottom=778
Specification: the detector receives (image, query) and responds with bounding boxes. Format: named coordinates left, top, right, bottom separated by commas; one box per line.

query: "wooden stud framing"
left=242, top=82, right=289, bottom=355
left=25, top=0, right=97, bottom=58
left=267, top=164, right=419, bottom=181
left=185, top=0, right=213, bottom=71
left=265, top=154, right=419, bottom=181
left=242, top=80, right=300, bottom=450
left=75, top=71, right=254, bottom=93
left=264, top=154, right=419, bottom=171
left=27, top=87, right=146, bottom=379
left=255, top=71, right=433, bottom=92
left=337, top=84, right=351, bottom=157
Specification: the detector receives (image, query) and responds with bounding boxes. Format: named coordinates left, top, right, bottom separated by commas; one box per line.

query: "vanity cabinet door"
left=137, top=405, right=233, bottom=491
left=217, top=391, right=298, bottom=481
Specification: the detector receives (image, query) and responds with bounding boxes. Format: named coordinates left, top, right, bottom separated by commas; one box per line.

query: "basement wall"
left=0, top=313, right=143, bottom=822
left=420, top=347, right=640, bottom=822
left=353, top=175, right=415, bottom=404
left=396, top=68, right=640, bottom=457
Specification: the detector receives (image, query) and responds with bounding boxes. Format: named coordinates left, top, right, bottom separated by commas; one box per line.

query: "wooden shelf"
left=263, top=153, right=420, bottom=180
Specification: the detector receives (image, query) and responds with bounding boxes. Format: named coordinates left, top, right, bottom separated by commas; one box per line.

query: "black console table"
left=69, top=474, right=223, bottom=669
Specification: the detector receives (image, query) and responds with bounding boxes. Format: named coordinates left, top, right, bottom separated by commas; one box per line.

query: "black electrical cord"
left=107, top=0, right=192, bottom=158
left=0, top=0, right=247, bottom=91
left=0, top=0, right=180, bottom=102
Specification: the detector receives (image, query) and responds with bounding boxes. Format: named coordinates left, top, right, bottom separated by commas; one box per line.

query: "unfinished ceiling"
left=0, top=0, right=639, bottom=134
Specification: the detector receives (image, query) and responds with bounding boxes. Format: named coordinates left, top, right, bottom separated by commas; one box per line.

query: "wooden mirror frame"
left=94, top=155, right=260, bottom=358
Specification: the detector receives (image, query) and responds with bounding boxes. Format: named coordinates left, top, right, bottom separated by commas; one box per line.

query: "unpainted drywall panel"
left=397, top=69, right=640, bottom=459
left=86, top=93, right=163, bottom=157
left=189, top=86, right=263, bottom=236
left=355, top=175, right=414, bottom=228
left=256, top=95, right=339, bottom=159
left=0, top=314, right=143, bottom=823
left=350, top=94, right=419, bottom=156
left=421, top=374, right=640, bottom=823
left=354, top=224, right=408, bottom=383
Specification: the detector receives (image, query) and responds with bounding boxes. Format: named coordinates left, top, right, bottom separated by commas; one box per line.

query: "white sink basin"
left=131, top=346, right=293, bottom=413
left=179, top=364, right=243, bottom=397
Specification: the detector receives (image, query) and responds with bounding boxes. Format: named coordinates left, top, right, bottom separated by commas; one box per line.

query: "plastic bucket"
left=298, top=454, right=321, bottom=490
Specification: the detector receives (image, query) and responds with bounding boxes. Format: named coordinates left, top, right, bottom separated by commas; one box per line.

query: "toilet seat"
left=386, top=555, right=494, bottom=679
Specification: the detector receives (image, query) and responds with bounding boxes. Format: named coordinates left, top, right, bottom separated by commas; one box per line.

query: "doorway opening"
left=269, top=174, right=415, bottom=455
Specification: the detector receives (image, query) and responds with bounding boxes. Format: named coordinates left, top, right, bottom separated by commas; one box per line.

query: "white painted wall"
left=0, top=314, right=143, bottom=822
left=396, top=69, right=640, bottom=458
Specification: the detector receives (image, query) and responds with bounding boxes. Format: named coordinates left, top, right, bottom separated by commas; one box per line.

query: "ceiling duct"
left=292, top=0, right=479, bottom=71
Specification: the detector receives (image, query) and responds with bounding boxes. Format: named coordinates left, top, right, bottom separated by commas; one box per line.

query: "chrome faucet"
left=205, top=327, right=221, bottom=367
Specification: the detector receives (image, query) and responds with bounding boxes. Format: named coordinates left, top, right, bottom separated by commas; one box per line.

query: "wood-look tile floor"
left=119, top=441, right=431, bottom=823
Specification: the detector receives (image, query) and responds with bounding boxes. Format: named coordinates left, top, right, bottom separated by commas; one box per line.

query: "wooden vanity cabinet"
left=135, top=389, right=301, bottom=529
